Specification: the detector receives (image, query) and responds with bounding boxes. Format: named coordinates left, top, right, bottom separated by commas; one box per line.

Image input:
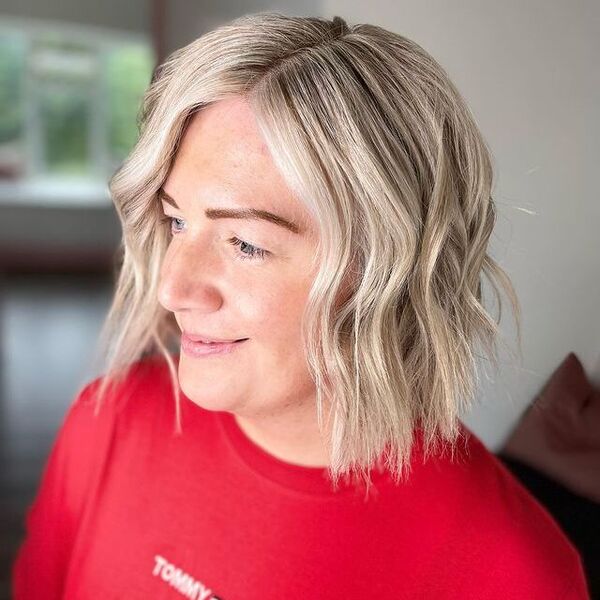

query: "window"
left=0, top=18, right=154, bottom=206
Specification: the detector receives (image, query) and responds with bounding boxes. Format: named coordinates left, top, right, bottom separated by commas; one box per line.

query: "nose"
left=157, top=240, right=224, bottom=314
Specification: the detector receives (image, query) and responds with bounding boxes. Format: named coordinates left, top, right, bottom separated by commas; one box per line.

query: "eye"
left=228, top=236, right=268, bottom=261
left=159, top=215, right=185, bottom=234
left=158, top=216, right=269, bottom=261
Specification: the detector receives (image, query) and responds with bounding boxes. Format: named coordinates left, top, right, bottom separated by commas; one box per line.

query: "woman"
left=12, top=13, right=590, bottom=599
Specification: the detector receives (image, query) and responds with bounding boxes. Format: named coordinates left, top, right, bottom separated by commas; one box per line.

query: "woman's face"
left=157, top=96, right=320, bottom=419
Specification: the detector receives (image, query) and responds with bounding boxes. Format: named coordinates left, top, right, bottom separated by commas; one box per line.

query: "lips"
left=183, top=331, right=248, bottom=343
left=181, top=332, right=248, bottom=357
left=194, top=339, right=244, bottom=345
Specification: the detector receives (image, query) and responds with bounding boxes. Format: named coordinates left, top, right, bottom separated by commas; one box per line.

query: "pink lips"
left=183, top=331, right=245, bottom=343
left=181, top=332, right=247, bottom=357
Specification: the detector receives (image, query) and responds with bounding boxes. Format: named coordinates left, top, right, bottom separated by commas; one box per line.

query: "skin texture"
left=157, top=96, right=333, bottom=467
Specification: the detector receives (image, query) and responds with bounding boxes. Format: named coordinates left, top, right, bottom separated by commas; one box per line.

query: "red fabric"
left=12, top=355, right=590, bottom=599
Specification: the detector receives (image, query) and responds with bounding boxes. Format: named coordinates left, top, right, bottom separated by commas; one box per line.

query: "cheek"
left=242, top=279, right=310, bottom=342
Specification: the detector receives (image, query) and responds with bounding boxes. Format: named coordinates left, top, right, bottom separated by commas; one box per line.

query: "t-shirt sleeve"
left=11, top=377, right=117, bottom=600
left=558, top=555, right=591, bottom=600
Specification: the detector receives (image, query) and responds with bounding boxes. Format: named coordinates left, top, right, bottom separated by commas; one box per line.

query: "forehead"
left=184, top=98, right=271, bottom=167
left=164, top=98, right=302, bottom=218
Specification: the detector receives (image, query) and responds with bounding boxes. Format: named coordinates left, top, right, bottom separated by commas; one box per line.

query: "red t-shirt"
left=12, top=355, right=590, bottom=599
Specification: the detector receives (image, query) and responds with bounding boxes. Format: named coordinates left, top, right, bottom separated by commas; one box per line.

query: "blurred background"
left=0, top=1, right=598, bottom=598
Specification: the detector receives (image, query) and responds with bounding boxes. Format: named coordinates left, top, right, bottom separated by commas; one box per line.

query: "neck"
left=232, top=400, right=333, bottom=468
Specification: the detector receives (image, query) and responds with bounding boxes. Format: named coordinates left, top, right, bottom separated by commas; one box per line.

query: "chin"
left=177, top=360, right=243, bottom=413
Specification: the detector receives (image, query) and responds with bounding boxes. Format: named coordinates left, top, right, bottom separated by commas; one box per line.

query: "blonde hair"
left=89, top=12, right=522, bottom=493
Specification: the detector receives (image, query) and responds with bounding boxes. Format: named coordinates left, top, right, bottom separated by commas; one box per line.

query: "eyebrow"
left=157, top=187, right=302, bottom=235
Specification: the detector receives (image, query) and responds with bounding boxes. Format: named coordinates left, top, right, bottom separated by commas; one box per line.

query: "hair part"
left=88, top=11, right=522, bottom=496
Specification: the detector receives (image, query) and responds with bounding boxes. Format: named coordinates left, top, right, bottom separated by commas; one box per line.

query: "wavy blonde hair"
left=89, top=12, right=522, bottom=493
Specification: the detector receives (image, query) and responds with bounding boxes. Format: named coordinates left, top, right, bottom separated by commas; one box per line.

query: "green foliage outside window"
left=0, top=32, right=25, bottom=145
left=107, top=45, right=154, bottom=165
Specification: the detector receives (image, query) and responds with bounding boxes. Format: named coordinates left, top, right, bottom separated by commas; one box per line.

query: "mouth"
left=182, top=331, right=249, bottom=344
left=181, top=333, right=249, bottom=357
left=194, top=339, right=247, bottom=345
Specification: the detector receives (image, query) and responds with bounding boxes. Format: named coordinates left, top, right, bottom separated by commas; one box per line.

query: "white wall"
left=162, top=0, right=600, bottom=450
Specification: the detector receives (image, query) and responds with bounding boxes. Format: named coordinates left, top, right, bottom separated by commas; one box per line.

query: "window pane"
left=106, top=44, right=154, bottom=170
left=32, top=37, right=96, bottom=177
left=0, top=30, right=26, bottom=180
left=39, top=78, right=93, bottom=176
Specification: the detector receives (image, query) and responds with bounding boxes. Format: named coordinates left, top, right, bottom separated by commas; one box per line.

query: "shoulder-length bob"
left=90, top=12, right=522, bottom=492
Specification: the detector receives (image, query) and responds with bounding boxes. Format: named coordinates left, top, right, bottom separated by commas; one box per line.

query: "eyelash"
left=158, top=216, right=268, bottom=261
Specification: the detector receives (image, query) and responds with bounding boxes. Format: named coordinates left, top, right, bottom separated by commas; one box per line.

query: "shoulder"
left=72, top=353, right=177, bottom=426
left=58, top=354, right=177, bottom=472
left=453, top=421, right=574, bottom=548
left=46, top=354, right=177, bottom=504
left=12, top=355, right=179, bottom=597
left=429, top=421, right=588, bottom=598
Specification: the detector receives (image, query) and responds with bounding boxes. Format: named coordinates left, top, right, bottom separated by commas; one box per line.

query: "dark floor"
left=0, top=273, right=597, bottom=599
left=0, top=272, right=112, bottom=599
